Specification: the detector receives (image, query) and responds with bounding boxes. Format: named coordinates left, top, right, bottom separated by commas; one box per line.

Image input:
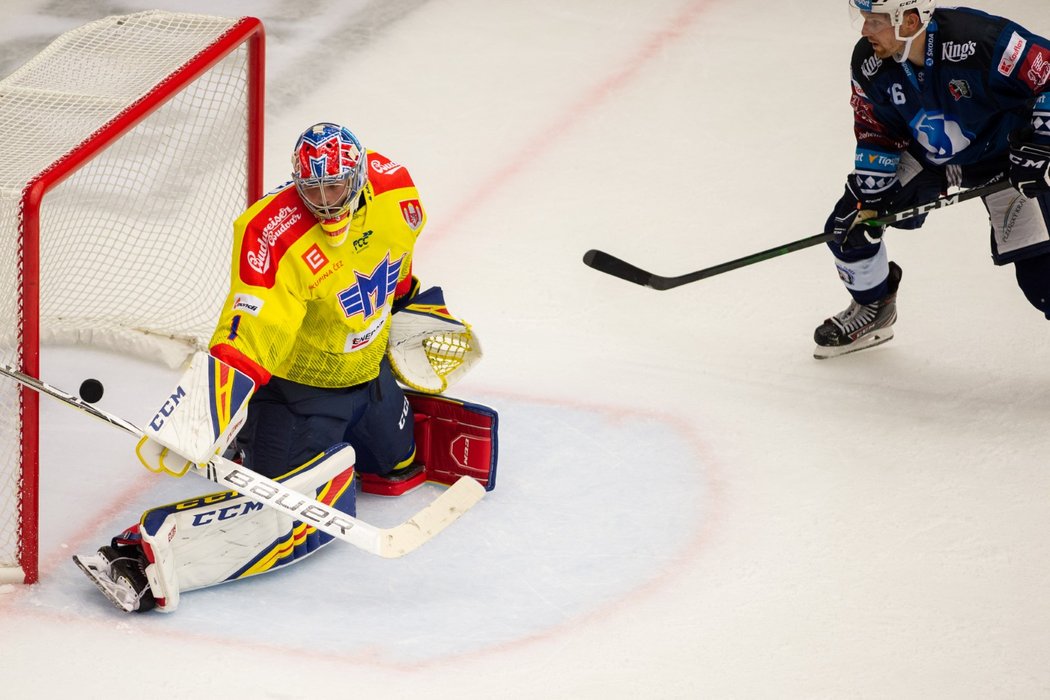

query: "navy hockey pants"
left=233, top=358, right=415, bottom=479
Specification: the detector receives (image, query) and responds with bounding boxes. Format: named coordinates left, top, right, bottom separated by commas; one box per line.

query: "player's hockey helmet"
left=850, top=0, right=935, bottom=38
left=291, top=123, right=368, bottom=223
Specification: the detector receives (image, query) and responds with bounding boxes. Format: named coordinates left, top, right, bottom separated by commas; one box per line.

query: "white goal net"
left=0, top=11, right=264, bottom=584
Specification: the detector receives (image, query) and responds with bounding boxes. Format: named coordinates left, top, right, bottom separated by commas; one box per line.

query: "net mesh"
left=0, top=11, right=256, bottom=582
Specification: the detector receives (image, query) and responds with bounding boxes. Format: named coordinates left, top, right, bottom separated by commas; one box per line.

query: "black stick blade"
left=582, top=249, right=655, bottom=288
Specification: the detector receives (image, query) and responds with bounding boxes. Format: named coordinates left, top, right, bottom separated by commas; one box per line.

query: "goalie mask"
left=292, top=123, right=368, bottom=247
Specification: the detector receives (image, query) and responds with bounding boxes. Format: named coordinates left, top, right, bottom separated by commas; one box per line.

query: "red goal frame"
left=12, top=16, right=265, bottom=584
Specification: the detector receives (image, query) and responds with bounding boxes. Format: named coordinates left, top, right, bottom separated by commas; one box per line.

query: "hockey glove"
left=826, top=167, right=946, bottom=252
left=1009, top=128, right=1050, bottom=198
left=137, top=351, right=255, bottom=477
left=387, top=286, right=482, bottom=394
left=825, top=180, right=885, bottom=252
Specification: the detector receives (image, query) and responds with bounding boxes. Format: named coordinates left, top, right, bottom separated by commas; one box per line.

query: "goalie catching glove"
left=387, top=286, right=482, bottom=394
left=136, top=351, right=256, bottom=476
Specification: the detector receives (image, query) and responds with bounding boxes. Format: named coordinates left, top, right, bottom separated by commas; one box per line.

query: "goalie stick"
left=0, top=362, right=485, bottom=559
left=583, top=180, right=1013, bottom=290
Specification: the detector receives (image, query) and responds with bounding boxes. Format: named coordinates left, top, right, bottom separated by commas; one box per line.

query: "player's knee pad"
left=1014, top=253, right=1050, bottom=319
left=236, top=391, right=351, bottom=478
left=345, top=360, right=416, bottom=478
left=137, top=443, right=356, bottom=612
left=828, top=240, right=890, bottom=304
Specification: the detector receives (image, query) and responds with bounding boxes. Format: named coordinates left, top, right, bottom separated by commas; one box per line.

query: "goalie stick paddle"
left=583, top=180, right=1013, bottom=290
left=0, top=362, right=485, bottom=558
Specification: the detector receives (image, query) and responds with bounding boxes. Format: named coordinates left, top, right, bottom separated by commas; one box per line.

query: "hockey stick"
left=0, top=362, right=485, bottom=558
left=583, top=180, right=1013, bottom=290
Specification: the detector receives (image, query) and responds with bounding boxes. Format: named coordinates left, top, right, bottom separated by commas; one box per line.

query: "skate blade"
left=72, top=554, right=137, bottom=613
left=813, top=327, right=894, bottom=360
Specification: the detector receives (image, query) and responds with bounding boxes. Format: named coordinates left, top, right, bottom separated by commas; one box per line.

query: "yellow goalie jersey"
left=209, top=150, right=425, bottom=388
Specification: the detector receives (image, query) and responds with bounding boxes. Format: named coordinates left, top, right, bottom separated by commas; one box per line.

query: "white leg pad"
left=139, top=443, right=356, bottom=612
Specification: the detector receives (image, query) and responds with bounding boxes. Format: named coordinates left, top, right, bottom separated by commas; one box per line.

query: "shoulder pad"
left=851, top=39, right=886, bottom=85
left=238, top=186, right=314, bottom=289
left=366, top=150, right=416, bottom=196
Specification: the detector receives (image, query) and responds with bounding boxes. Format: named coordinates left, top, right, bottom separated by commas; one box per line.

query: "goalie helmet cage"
left=0, top=12, right=265, bottom=585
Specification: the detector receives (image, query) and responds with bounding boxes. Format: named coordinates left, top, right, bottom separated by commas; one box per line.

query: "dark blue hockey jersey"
left=849, top=7, right=1050, bottom=189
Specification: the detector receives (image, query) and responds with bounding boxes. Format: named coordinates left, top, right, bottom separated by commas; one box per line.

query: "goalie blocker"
left=359, top=390, right=499, bottom=495
left=362, top=284, right=496, bottom=495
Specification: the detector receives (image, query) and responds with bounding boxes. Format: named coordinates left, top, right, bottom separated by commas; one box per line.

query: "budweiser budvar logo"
left=247, top=206, right=301, bottom=274
left=370, top=158, right=403, bottom=175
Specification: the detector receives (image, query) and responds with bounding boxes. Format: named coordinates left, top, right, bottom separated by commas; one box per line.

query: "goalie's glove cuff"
left=392, top=275, right=422, bottom=314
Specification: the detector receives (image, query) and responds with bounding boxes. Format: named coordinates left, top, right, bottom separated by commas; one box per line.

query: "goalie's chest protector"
left=217, top=157, right=424, bottom=388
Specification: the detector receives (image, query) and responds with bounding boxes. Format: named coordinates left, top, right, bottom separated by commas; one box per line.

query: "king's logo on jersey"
left=337, top=253, right=406, bottom=320
left=942, top=41, right=977, bottom=63
left=861, top=54, right=882, bottom=79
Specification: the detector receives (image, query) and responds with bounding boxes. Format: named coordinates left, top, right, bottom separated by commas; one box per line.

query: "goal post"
left=0, top=11, right=265, bottom=584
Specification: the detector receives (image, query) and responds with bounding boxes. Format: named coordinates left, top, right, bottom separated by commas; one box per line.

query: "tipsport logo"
left=337, top=253, right=406, bottom=320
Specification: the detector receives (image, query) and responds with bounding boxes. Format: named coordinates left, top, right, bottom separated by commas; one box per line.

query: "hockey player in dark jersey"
left=815, top=0, right=1050, bottom=358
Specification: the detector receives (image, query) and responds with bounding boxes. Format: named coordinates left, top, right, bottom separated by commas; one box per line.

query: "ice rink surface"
left=2, top=0, right=1050, bottom=697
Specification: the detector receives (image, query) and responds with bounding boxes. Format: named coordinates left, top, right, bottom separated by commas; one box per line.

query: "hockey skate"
left=72, top=544, right=156, bottom=613
left=813, top=261, right=901, bottom=359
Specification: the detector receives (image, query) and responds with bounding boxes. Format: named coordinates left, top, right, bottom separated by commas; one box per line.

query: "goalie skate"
left=72, top=545, right=155, bottom=613
left=813, top=261, right=901, bottom=360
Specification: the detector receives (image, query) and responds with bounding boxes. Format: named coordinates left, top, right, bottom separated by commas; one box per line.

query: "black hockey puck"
left=79, top=378, right=104, bottom=404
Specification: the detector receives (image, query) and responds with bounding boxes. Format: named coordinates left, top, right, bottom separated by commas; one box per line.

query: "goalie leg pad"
left=407, top=391, right=498, bottom=491
left=135, top=443, right=356, bottom=612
